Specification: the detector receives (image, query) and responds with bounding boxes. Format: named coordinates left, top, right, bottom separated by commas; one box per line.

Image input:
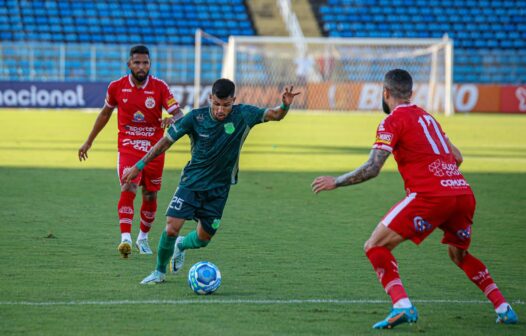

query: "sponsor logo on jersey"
left=413, top=216, right=432, bottom=233
left=133, top=111, right=145, bottom=122
left=123, top=98, right=128, bottom=103
left=440, top=179, right=469, bottom=187
left=429, top=159, right=461, bottom=177
left=196, top=114, right=205, bottom=122
left=124, top=125, right=155, bottom=137
left=224, top=122, right=235, bottom=134
left=145, top=96, right=155, bottom=109
left=456, top=225, right=472, bottom=241
left=376, top=132, right=393, bottom=145
left=144, top=91, right=155, bottom=94
left=122, top=88, right=132, bottom=92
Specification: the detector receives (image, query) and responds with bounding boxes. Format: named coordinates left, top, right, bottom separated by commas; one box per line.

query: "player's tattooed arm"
left=334, top=149, right=390, bottom=187
left=311, top=149, right=390, bottom=194
left=141, top=136, right=173, bottom=165
left=122, top=137, right=175, bottom=183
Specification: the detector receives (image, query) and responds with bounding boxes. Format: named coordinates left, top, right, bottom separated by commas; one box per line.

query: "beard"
left=131, top=70, right=148, bottom=83
left=382, top=98, right=391, bottom=115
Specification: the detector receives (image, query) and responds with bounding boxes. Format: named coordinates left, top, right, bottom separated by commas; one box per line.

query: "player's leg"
left=172, top=186, right=230, bottom=273
left=170, top=219, right=213, bottom=275
left=134, top=189, right=157, bottom=254
left=116, top=153, right=143, bottom=258
left=366, top=194, right=450, bottom=329
left=365, top=224, right=418, bottom=329
left=442, top=195, right=518, bottom=324
left=117, top=182, right=138, bottom=258
left=136, top=154, right=164, bottom=254
left=141, top=216, right=186, bottom=285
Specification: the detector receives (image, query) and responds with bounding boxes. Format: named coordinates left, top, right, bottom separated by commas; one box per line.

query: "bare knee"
left=165, top=217, right=184, bottom=236
left=363, top=239, right=376, bottom=254
left=121, top=183, right=137, bottom=193
left=448, top=245, right=468, bottom=266
left=196, top=221, right=212, bottom=242
left=142, top=189, right=157, bottom=202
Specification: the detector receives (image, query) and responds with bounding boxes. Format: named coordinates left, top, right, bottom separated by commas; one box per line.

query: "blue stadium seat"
left=310, top=0, right=525, bottom=84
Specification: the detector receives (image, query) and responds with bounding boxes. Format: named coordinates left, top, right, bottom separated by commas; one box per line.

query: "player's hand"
left=311, top=176, right=337, bottom=194
left=161, top=116, right=175, bottom=129
left=122, top=166, right=140, bottom=183
left=282, top=86, right=301, bottom=107
left=78, top=142, right=91, bottom=161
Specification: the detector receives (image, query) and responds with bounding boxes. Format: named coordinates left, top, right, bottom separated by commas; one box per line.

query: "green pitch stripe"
left=0, top=299, right=523, bottom=306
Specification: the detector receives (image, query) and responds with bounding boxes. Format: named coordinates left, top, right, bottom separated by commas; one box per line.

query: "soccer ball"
left=188, top=261, right=222, bottom=295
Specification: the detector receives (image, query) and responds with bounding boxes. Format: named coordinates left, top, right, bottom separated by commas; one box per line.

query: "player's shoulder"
left=149, top=75, right=171, bottom=90
left=107, top=75, right=128, bottom=89
left=234, top=104, right=262, bottom=115
left=185, top=107, right=208, bottom=120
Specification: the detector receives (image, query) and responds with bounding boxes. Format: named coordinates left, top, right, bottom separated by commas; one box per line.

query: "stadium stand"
left=0, top=0, right=256, bottom=83
left=0, top=0, right=524, bottom=84
left=311, top=0, right=526, bottom=84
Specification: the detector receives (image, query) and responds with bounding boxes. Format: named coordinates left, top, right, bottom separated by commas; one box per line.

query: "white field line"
left=0, top=298, right=523, bottom=306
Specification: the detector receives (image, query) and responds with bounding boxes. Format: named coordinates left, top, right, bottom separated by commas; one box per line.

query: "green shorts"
left=165, top=185, right=230, bottom=235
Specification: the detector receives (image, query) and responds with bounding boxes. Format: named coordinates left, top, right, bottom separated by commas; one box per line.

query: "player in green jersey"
left=122, top=78, right=300, bottom=284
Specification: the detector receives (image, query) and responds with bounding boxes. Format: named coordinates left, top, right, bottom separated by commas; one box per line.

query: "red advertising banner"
left=500, top=85, right=526, bottom=114
left=0, top=81, right=524, bottom=114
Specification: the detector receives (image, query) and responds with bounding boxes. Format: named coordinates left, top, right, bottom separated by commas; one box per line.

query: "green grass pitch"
left=0, top=109, right=525, bottom=335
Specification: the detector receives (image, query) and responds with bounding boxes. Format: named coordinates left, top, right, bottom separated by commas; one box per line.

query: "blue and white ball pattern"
left=188, top=261, right=222, bottom=295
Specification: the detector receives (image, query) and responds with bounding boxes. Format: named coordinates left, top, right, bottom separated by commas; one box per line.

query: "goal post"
left=220, top=35, right=454, bottom=115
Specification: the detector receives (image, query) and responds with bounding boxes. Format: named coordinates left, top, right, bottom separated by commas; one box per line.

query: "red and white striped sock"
left=118, top=191, right=135, bottom=239
left=366, top=246, right=410, bottom=307
left=138, top=198, right=157, bottom=240
left=457, top=252, right=506, bottom=309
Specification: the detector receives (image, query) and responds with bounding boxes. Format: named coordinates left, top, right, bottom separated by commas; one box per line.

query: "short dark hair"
left=212, top=78, right=235, bottom=99
left=130, top=45, right=150, bottom=57
left=384, top=69, right=413, bottom=100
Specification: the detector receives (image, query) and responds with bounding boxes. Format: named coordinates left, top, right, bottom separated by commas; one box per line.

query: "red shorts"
left=381, top=193, right=476, bottom=249
left=117, top=152, right=165, bottom=192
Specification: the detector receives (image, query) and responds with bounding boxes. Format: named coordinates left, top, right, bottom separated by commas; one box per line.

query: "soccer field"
left=0, top=109, right=525, bottom=335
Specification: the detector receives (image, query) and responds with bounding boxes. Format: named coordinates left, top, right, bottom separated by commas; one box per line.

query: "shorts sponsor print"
left=381, top=193, right=476, bottom=249
left=117, top=152, right=165, bottom=191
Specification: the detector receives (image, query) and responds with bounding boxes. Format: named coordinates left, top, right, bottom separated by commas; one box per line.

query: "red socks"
left=457, top=252, right=506, bottom=309
left=366, top=246, right=408, bottom=305
left=366, top=247, right=507, bottom=310
left=118, top=191, right=135, bottom=234
left=140, top=198, right=157, bottom=234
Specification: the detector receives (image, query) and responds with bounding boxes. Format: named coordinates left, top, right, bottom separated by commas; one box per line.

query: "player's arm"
left=122, top=136, right=174, bottom=183
left=311, top=149, right=391, bottom=194
left=161, top=109, right=184, bottom=128
left=78, top=105, right=114, bottom=161
left=446, top=137, right=463, bottom=167
left=264, top=86, right=301, bottom=121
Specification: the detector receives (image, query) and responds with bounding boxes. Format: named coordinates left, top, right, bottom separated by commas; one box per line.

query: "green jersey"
left=166, top=104, right=267, bottom=191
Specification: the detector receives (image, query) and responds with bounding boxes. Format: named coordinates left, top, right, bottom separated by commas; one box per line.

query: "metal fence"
left=0, top=41, right=224, bottom=84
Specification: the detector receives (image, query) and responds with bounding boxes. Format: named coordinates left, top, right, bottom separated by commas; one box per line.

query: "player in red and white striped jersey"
left=78, top=45, right=182, bottom=258
left=312, top=69, right=517, bottom=329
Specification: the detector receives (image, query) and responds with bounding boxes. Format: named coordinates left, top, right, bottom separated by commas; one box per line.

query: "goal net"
left=220, top=36, right=453, bottom=115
